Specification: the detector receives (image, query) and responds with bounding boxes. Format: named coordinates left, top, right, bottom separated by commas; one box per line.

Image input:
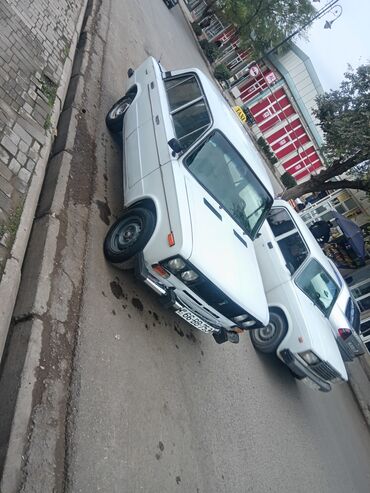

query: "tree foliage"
left=282, top=64, right=370, bottom=200
left=201, top=0, right=316, bottom=58
left=281, top=171, right=297, bottom=189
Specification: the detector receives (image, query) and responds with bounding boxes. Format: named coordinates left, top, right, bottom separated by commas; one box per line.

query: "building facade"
left=186, top=1, right=327, bottom=184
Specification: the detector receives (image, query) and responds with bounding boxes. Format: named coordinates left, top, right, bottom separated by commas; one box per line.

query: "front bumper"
left=280, top=349, right=331, bottom=393
left=135, top=254, right=221, bottom=335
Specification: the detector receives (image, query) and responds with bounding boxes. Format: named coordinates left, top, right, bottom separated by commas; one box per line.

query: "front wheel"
left=105, top=94, right=133, bottom=133
left=250, top=311, right=287, bottom=354
left=103, top=207, right=156, bottom=266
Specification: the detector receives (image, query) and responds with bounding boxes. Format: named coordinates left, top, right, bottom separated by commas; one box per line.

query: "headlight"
left=299, top=350, right=320, bottom=365
left=167, top=257, right=186, bottom=272
left=181, top=270, right=199, bottom=283
left=241, top=320, right=255, bottom=328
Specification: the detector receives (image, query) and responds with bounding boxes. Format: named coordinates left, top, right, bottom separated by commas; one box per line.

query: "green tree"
left=281, top=171, right=297, bottom=189
left=282, top=64, right=370, bottom=200
left=214, top=64, right=231, bottom=81
left=201, top=0, right=316, bottom=58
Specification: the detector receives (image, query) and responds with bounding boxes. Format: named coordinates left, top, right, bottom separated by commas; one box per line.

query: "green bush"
left=281, top=171, right=297, bottom=189
left=199, top=40, right=220, bottom=63
left=214, top=64, right=231, bottom=81
left=192, top=22, right=203, bottom=36
left=257, top=136, right=278, bottom=166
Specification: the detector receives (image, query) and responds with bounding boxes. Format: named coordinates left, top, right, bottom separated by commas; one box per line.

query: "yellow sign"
left=233, top=106, right=247, bottom=123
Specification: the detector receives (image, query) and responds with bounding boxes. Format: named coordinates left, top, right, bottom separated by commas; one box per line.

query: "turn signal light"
left=152, top=264, right=170, bottom=279
left=167, top=232, right=175, bottom=247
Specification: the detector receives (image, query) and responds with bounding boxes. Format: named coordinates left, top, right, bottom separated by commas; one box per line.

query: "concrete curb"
left=347, top=378, right=370, bottom=428
left=347, top=355, right=370, bottom=428
left=0, top=0, right=88, bottom=367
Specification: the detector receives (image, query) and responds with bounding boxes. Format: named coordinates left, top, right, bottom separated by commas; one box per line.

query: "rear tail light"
left=338, top=328, right=352, bottom=341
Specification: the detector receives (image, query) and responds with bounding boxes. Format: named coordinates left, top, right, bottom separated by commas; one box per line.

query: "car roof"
left=192, top=69, right=274, bottom=198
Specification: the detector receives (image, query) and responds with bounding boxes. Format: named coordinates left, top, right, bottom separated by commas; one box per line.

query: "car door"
left=255, top=205, right=309, bottom=293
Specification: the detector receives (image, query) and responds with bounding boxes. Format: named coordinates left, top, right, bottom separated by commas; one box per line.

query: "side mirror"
left=285, top=263, right=295, bottom=275
left=168, top=138, right=183, bottom=156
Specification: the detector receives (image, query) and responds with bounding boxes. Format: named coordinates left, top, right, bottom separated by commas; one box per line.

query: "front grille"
left=190, top=277, right=246, bottom=319
left=311, top=361, right=342, bottom=381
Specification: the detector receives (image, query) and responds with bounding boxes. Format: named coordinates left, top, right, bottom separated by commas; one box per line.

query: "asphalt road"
left=66, top=1, right=370, bottom=492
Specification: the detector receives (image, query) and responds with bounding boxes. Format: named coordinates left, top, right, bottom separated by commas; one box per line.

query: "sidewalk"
left=0, top=0, right=88, bottom=367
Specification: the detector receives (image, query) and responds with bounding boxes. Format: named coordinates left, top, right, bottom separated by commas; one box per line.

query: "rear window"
left=295, top=259, right=340, bottom=316
left=165, top=75, right=211, bottom=150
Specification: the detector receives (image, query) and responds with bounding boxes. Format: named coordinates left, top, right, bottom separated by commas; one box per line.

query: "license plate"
left=176, top=307, right=215, bottom=334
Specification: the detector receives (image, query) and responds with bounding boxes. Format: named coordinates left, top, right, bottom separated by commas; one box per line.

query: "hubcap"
left=254, top=322, right=277, bottom=344
left=111, top=218, right=142, bottom=253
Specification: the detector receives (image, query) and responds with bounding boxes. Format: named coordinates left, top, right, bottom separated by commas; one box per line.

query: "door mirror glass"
left=168, top=138, right=183, bottom=154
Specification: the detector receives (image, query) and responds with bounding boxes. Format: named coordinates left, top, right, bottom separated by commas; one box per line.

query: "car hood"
left=294, top=288, right=347, bottom=380
left=184, top=175, right=269, bottom=325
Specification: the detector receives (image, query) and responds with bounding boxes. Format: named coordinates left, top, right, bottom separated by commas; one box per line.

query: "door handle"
left=267, top=242, right=273, bottom=249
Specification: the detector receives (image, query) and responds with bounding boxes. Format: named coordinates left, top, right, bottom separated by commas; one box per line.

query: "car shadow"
left=252, top=344, right=301, bottom=392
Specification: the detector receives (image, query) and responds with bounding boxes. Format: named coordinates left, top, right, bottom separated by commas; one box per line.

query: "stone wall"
left=0, top=0, right=84, bottom=273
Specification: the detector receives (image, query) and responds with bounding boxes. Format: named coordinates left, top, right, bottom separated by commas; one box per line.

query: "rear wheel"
left=250, top=311, right=288, bottom=354
left=103, top=207, right=156, bottom=266
left=105, top=94, right=133, bottom=133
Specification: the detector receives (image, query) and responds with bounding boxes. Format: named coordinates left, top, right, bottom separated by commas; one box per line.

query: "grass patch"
left=0, top=204, right=23, bottom=252
left=0, top=223, right=5, bottom=240
left=44, top=113, right=52, bottom=130
left=41, top=75, right=58, bottom=108
left=7, top=206, right=23, bottom=241
left=63, top=44, right=70, bottom=60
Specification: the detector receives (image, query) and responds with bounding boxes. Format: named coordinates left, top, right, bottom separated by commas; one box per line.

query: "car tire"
left=105, top=94, right=133, bottom=133
left=250, top=310, right=288, bottom=354
left=103, top=207, right=156, bottom=266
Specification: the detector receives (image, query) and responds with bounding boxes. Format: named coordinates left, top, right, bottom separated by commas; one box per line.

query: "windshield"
left=295, top=258, right=340, bottom=316
left=185, top=131, right=272, bottom=238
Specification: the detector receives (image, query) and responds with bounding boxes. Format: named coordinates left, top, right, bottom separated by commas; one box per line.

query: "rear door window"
left=267, top=206, right=309, bottom=273
left=165, top=74, right=211, bottom=150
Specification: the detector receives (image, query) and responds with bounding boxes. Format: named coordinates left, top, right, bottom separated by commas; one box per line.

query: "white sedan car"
left=253, top=200, right=347, bottom=392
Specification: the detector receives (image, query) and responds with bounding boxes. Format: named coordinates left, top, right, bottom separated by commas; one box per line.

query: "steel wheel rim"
left=110, top=218, right=142, bottom=254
